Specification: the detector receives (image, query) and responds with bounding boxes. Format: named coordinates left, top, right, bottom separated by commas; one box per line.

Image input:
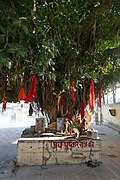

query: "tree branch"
left=94, top=0, right=111, bottom=16
left=0, top=29, right=9, bottom=52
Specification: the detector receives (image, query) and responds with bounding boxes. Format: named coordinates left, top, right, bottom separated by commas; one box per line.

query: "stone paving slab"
left=3, top=163, right=120, bottom=180
left=10, top=166, right=40, bottom=180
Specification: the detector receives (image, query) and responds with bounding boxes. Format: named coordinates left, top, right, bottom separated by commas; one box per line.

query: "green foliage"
left=7, top=43, right=28, bottom=58
left=0, top=0, right=120, bottom=104
left=0, top=53, right=11, bottom=68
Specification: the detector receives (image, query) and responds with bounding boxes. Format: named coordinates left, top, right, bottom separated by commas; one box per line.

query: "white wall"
left=102, top=103, right=120, bottom=131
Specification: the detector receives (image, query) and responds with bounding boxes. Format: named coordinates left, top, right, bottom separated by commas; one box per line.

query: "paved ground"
left=0, top=123, right=120, bottom=180
left=0, top=127, right=24, bottom=161
left=0, top=107, right=120, bottom=179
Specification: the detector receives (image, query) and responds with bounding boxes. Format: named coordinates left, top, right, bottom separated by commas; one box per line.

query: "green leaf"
left=0, top=55, right=11, bottom=68
left=7, top=43, right=28, bottom=58
left=21, top=24, right=29, bottom=34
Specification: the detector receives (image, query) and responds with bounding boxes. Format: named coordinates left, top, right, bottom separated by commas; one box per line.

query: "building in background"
left=103, top=83, right=120, bottom=105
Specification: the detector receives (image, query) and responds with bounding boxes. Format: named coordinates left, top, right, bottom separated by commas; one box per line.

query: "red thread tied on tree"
left=80, top=100, right=86, bottom=120
left=18, top=86, right=27, bottom=102
left=89, top=79, right=95, bottom=109
left=70, top=80, right=75, bottom=102
left=25, top=74, right=37, bottom=103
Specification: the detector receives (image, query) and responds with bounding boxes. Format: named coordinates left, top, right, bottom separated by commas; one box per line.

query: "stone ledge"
left=17, top=137, right=101, bottom=166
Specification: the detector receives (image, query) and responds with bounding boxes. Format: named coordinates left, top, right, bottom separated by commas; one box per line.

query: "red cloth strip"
left=70, top=80, right=75, bottom=102
left=89, top=79, right=95, bottom=109
left=18, top=86, right=27, bottom=101
left=25, top=74, right=37, bottom=103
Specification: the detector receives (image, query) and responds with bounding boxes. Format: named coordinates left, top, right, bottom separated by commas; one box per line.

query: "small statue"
left=70, top=119, right=80, bottom=139
left=64, top=117, right=70, bottom=135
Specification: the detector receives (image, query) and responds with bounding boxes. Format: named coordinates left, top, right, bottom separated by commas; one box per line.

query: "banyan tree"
left=0, top=0, right=120, bottom=122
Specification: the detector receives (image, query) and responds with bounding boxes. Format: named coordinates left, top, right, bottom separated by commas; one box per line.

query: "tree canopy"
left=0, top=0, right=120, bottom=120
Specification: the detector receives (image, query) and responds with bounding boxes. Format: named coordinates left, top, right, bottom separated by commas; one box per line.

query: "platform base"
left=17, top=136, right=101, bottom=166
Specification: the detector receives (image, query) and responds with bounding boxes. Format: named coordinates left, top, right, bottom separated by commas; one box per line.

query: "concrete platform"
left=17, top=135, right=101, bottom=166
left=0, top=122, right=120, bottom=180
